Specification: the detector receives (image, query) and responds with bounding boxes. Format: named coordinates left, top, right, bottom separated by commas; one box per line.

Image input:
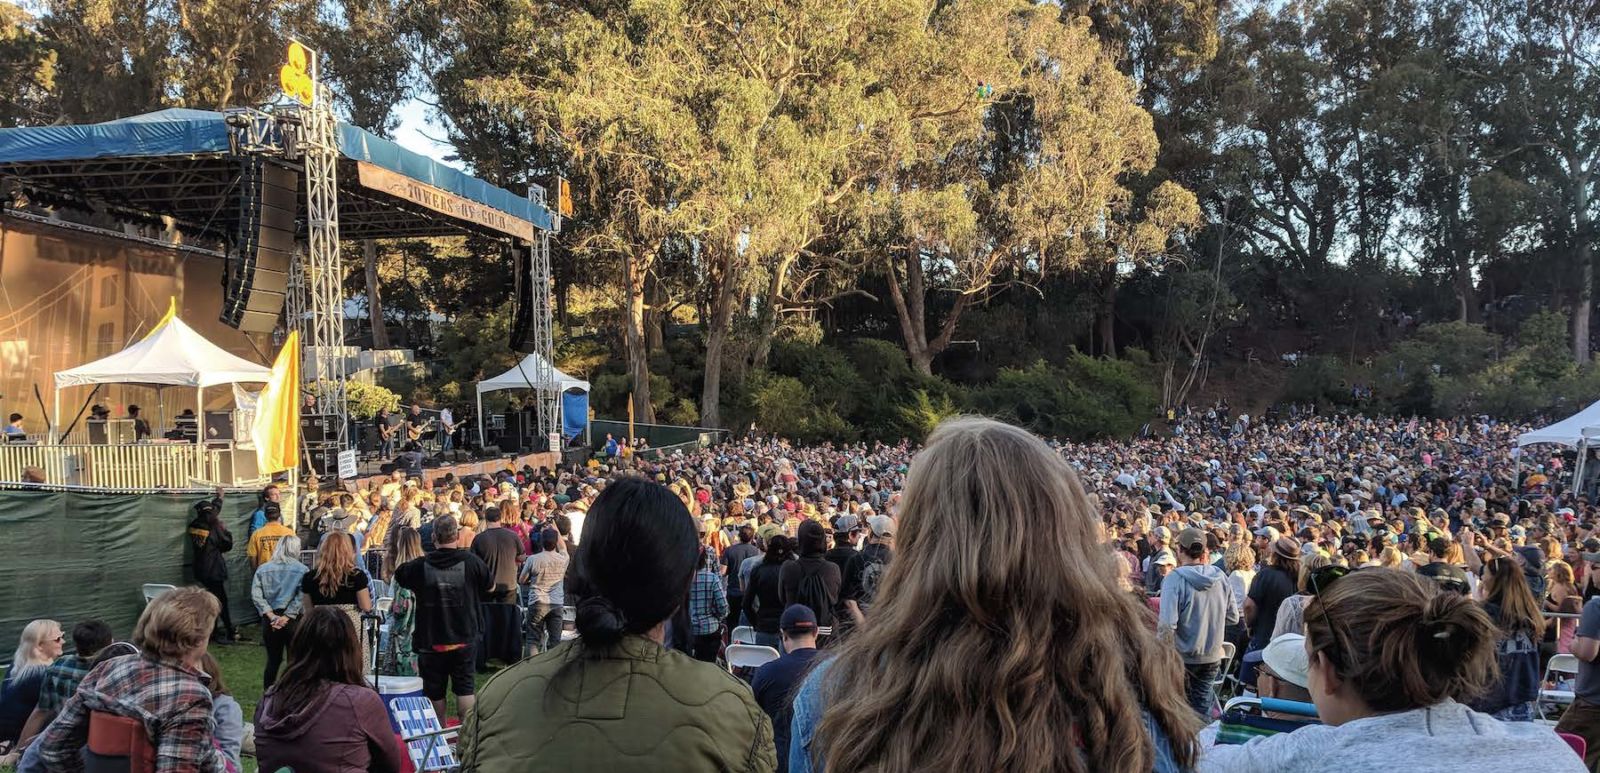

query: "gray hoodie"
left=1158, top=563, right=1239, bottom=664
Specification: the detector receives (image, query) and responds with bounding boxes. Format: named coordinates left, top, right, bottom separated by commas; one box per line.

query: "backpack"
left=795, top=566, right=836, bottom=627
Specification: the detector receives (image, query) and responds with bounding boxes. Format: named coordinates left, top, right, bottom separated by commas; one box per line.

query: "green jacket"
left=459, top=635, right=777, bottom=773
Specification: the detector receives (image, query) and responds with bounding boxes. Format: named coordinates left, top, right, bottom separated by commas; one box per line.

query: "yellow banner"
left=252, top=331, right=301, bottom=475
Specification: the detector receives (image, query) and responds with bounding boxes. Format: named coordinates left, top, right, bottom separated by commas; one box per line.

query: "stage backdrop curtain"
left=0, top=488, right=262, bottom=663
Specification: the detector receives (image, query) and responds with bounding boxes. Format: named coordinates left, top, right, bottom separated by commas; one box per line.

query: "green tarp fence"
left=0, top=487, right=263, bottom=664
left=589, top=420, right=728, bottom=455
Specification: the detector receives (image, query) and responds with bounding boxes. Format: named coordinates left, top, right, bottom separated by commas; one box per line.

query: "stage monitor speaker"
left=509, top=243, right=535, bottom=352
left=303, top=444, right=340, bottom=478
left=300, top=413, right=337, bottom=443
left=222, top=157, right=298, bottom=333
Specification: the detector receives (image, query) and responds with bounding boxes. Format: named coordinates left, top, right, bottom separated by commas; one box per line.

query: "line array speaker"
left=221, top=157, right=297, bottom=332
left=509, top=243, right=535, bottom=352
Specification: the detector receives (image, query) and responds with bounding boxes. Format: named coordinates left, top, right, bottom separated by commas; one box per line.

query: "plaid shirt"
left=36, top=653, right=224, bottom=773
left=35, top=653, right=95, bottom=713
left=688, top=568, right=729, bottom=636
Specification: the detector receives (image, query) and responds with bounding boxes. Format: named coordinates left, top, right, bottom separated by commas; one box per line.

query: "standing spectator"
left=382, top=528, right=424, bottom=676
left=251, top=535, right=307, bottom=689
left=840, top=515, right=894, bottom=631
left=751, top=605, right=823, bottom=773
left=248, top=484, right=283, bottom=536
left=197, top=653, right=243, bottom=771
left=300, top=532, right=374, bottom=673
left=188, top=492, right=237, bottom=643
left=1199, top=569, right=1584, bottom=772
left=254, top=607, right=403, bottom=773
left=34, top=587, right=225, bottom=773
left=11, top=620, right=113, bottom=751
left=688, top=547, right=729, bottom=662
left=247, top=502, right=296, bottom=569
left=1144, top=526, right=1175, bottom=595
left=471, top=506, right=525, bottom=669
left=744, top=537, right=795, bottom=651
left=457, top=476, right=775, bottom=773
left=394, top=515, right=492, bottom=722
left=823, top=516, right=860, bottom=578
left=779, top=520, right=841, bottom=634
left=1470, top=556, right=1545, bottom=721
left=519, top=527, right=569, bottom=656
left=724, top=525, right=762, bottom=632
left=1159, top=526, right=1239, bottom=716
left=1269, top=554, right=1333, bottom=640
left=0, top=620, right=62, bottom=746
left=1243, top=537, right=1300, bottom=678
left=788, top=419, right=1197, bottom=773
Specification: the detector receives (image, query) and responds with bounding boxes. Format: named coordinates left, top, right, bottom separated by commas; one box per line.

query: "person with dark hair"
left=1197, top=569, right=1584, bottom=771
left=254, top=606, right=403, bottom=773
left=247, top=500, right=295, bottom=569
left=779, top=520, right=841, bottom=634
left=394, top=514, right=492, bottom=722
left=744, top=536, right=795, bottom=651
left=1159, top=527, right=1239, bottom=716
left=197, top=652, right=243, bottom=770
left=752, top=605, right=823, bottom=773
left=1471, top=557, right=1545, bottom=721
left=471, top=505, right=525, bottom=670
left=724, top=525, right=762, bottom=633
left=519, top=527, right=568, bottom=656
left=458, top=476, right=776, bottom=773
left=188, top=490, right=238, bottom=643
left=688, top=544, right=729, bottom=662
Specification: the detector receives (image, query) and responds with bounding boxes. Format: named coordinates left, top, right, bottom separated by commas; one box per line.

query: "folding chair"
left=561, top=605, right=579, bottom=642
left=1210, top=641, right=1237, bottom=717
left=388, top=695, right=458, bottom=773
left=1214, top=696, right=1319, bottom=746
left=140, top=584, right=176, bottom=605
left=725, top=644, right=780, bottom=674
left=84, top=711, right=156, bottom=773
left=1540, top=654, right=1581, bottom=722
left=730, top=625, right=757, bottom=645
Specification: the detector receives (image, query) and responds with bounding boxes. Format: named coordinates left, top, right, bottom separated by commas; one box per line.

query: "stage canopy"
left=0, top=108, right=552, bottom=241
left=54, top=313, right=269, bottom=389
left=1516, top=398, right=1600, bottom=448
left=477, top=353, right=590, bottom=444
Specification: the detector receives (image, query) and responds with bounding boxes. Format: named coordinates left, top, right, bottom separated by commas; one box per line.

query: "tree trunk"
left=1097, top=262, right=1118, bottom=357
left=701, top=258, right=740, bottom=428
left=624, top=250, right=655, bottom=423
left=363, top=240, right=390, bottom=349
left=1576, top=163, right=1594, bottom=365
left=645, top=271, right=666, bottom=353
left=750, top=253, right=797, bottom=371
left=884, top=252, right=934, bottom=376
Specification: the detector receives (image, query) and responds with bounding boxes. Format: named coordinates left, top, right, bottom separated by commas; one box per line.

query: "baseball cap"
left=833, top=514, right=861, bottom=534
left=1153, top=526, right=1171, bottom=541
left=1153, top=551, right=1177, bottom=567
left=867, top=515, right=896, bottom=537
left=1175, top=527, right=1206, bottom=551
left=1262, top=633, right=1311, bottom=689
left=1253, top=526, right=1280, bottom=542
left=779, top=604, right=818, bottom=633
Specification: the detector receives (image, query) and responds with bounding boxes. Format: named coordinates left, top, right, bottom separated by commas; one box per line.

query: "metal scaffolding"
left=527, top=184, right=558, bottom=447
left=287, top=81, right=347, bottom=448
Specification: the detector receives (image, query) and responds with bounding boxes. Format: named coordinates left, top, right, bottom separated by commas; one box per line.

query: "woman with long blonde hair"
left=789, top=417, right=1199, bottom=773
left=300, top=532, right=374, bottom=672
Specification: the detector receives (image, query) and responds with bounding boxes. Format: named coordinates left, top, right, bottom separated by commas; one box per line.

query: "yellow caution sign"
left=280, top=40, right=315, bottom=106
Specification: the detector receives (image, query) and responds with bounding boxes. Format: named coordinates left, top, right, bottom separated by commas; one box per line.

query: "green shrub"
left=967, top=353, right=1157, bottom=439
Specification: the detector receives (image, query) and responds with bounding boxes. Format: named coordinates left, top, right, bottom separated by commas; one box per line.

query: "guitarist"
left=405, top=403, right=436, bottom=445
left=439, top=406, right=457, bottom=453
left=376, top=407, right=400, bottom=459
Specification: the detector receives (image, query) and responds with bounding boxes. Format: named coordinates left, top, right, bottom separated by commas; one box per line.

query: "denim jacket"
left=251, top=557, right=309, bottom=617
left=788, top=660, right=1190, bottom=773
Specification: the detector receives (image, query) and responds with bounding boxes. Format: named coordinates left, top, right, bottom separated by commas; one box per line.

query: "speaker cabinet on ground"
left=222, top=157, right=298, bottom=332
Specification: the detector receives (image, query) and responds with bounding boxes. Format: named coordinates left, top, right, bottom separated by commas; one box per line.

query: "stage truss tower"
left=284, top=80, right=347, bottom=450
left=528, top=185, right=558, bottom=448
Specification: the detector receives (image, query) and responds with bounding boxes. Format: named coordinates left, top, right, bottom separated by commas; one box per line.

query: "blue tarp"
left=562, top=389, right=590, bottom=439
left=0, top=108, right=552, bottom=233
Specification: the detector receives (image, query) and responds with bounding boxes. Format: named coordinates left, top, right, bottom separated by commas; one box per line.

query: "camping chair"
left=730, top=626, right=757, bottom=645
left=1214, top=696, right=1319, bottom=746
left=389, top=695, right=458, bottom=773
left=83, top=711, right=156, bottom=773
left=140, top=584, right=176, bottom=605
left=1540, top=654, right=1581, bottom=722
left=561, top=605, right=578, bottom=642
left=1210, top=641, right=1238, bottom=717
left=725, top=644, right=780, bottom=675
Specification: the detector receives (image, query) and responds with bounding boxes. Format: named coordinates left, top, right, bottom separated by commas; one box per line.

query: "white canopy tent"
left=1516, top=398, right=1600, bottom=500
left=476, top=353, right=590, bottom=450
left=52, top=314, right=270, bottom=443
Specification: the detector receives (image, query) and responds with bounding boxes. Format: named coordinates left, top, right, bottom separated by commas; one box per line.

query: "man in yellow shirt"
left=247, top=502, right=297, bottom=569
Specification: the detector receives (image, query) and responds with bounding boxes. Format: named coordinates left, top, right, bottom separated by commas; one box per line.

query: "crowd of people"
left=5, top=405, right=1600, bottom=772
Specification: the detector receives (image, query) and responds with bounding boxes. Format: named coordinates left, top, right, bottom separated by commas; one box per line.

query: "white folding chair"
left=375, top=597, right=394, bottom=615
left=1540, top=653, right=1581, bottom=722
left=731, top=625, right=757, bottom=645
left=141, top=583, right=177, bottom=605
left=1210, top=641, right=1237, bottom=716
left=725, top=644, right=780, bottom=673
left=389, top=695, right=459, bottom=773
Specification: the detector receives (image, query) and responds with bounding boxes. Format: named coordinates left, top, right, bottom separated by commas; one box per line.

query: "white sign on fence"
left=337, top=449, right=358, bottom=480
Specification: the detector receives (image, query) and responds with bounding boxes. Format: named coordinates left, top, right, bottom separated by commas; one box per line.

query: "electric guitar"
left=405, top=418, right=436, bottom=442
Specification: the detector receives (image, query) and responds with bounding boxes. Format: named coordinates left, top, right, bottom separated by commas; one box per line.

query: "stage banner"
left=562, top=389, right=589, bottom=440
left=253, top=331, right=301, bottom=474
left=0, top=488, right=263, bottom=663
left=355, top=161, right=537, bottom=241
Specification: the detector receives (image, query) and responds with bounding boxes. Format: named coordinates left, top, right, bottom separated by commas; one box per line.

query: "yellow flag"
left=253, top=331, right=301, bottom=474
left=144, top=297, right=177, bottom=339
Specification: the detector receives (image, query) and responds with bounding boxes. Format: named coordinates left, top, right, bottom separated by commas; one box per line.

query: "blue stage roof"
left=0, top=108, right=552, bottom=233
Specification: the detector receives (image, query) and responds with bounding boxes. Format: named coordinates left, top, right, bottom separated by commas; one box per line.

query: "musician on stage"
left=376, top=407, right=399, bottom=459
left=439, top=406, right=457, bottom=453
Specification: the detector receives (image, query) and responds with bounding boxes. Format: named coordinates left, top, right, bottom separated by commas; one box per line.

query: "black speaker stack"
left=299, top=413, right=341, bottom=478
left=509, top=243, right=535, bottom=352
left=221, top=157, right=297, bottom=333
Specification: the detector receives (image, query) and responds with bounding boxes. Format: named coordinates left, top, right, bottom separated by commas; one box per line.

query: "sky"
left=390, top=98, right=463, bottom=171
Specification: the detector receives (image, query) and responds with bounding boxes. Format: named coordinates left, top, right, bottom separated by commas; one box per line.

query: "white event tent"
left=1516, top=398, right=1600, bottom=496
left=52, top=314, right=270, bottom=441
left=476, top=352, right=590, bottom=449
